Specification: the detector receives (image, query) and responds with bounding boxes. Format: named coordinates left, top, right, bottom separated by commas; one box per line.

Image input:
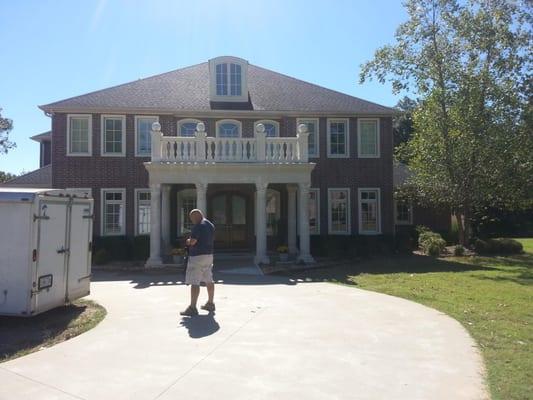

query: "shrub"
left=453, top=244, right=465, bottom=256
left=473, top=237, right=523, bottom=255
left=92, top=248, right=109, bottom=265
left=418, top=230, right=446, bottom=256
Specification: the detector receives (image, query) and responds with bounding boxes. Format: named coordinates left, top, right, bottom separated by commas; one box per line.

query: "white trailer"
left=0, top=188, right=93, bottom=316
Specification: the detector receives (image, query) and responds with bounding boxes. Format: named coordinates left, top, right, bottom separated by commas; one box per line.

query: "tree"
left=360, top=0, right=533, bottom=245
left=0, top=171, right=17, bottom=183
left=393, top=96, right=417, bottom=149
left=0, top=108, right=16, bottom=154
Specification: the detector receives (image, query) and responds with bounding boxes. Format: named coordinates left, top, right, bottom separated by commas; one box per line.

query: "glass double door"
left=209, top=193, right=248, bottom=249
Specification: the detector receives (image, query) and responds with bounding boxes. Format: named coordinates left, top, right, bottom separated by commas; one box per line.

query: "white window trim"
left=208, top=56, right=249, bottom=102
left=327, top=188, right=351, bottom=235
left=358, top=188, right=381, bottom=235
left=134, top=115, right=159, bottom=157
left=297, top=118, right=320, bottom=158
left=254, top=120, right=280, bottom=137
left=134, top=188, right=151, bottom=236
left=216, top=119, right=242, bottom=138
left=177, top=189, right=197, bottom=236
left=309, top=188, right=320, bottom=235
left=177, top=118, right=203, bottom=137
left=327, top=118, right=350, bottom=158
left=357, top=118, right=381, bottom=158
left=101, top=115, right=126, bottom=157
left=394, top=199, right=413, bottom=225
left=66, top=188, right=93, bottom=198
left=100, top=188, right=126, bottom=236
left=66, top=114, right=92, bottom=156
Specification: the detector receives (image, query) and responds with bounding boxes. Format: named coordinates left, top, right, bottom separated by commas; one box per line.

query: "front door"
left=210, top=193, right=247, bottom=249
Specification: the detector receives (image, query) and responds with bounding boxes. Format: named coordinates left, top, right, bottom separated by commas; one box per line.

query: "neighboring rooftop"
left=1, top=165, right=52, bottom=188
left=393, top=162, right=413, bottom=187
left=30, top=131, right=51, bottom=142
left=40, top=60, right=395, bottom=114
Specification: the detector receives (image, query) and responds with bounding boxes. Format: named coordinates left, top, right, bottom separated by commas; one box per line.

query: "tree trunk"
left=455, top=211, right=466, bottom=246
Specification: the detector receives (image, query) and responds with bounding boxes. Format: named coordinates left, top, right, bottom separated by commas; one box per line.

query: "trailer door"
left=34, top=199, right=68, bottom=313
left=66, top=200, right=93, bottom=300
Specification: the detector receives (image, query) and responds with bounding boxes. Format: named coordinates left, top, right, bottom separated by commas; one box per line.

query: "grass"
left=290, top=248, right=533, bottom=400
left=0, top=299, right=106, bottom=363
left=516, top=237, right=533, bottom=254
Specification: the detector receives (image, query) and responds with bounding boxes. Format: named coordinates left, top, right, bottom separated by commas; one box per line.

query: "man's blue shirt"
left=189, top=218, right=215, bottom=256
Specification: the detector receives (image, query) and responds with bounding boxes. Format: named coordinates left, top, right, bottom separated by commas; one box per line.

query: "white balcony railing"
left=150, top=122, right=310, bottom=163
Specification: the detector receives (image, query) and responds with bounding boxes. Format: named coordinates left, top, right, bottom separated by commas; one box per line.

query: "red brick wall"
left=52, top=113, right=393, bottom=237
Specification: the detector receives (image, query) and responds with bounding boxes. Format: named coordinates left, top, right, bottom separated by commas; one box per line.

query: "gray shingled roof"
left=1, top=165, right=52, bottom=188
left=40, top=62, right=395, bottom=114
left=30, top=131, right=51, bottom=142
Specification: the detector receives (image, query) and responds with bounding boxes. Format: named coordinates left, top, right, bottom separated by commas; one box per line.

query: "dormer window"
left=209, top=56, right=248, bottom=102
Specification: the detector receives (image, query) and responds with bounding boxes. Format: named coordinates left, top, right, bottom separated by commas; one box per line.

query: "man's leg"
left=206, top=282, right=215, bottom=304
left=190, top=285, right=200, bottom=308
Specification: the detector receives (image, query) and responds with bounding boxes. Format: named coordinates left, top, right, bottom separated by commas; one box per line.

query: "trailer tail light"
left=32, top=249, right=37, bottom=262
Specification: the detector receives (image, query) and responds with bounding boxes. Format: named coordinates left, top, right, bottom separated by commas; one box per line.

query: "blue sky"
left=0, top=0, right=407, bottom=174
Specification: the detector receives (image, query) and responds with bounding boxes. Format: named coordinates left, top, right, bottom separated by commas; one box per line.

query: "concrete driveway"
left=0, top=270, right=487, bottom=400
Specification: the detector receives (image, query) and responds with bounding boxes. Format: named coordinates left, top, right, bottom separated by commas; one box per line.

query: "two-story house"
left=30, top=56, right=398, bottom=266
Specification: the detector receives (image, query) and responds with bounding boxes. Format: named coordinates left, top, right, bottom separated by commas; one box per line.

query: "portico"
left=144, top=122, right=316, bottom=267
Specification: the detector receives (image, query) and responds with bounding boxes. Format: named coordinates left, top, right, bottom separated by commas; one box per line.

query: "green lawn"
left=292, top=245, right=533, bottom=400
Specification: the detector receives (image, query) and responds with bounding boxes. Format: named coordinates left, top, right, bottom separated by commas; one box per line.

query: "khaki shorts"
left=185, top=254, right=214, bottom=285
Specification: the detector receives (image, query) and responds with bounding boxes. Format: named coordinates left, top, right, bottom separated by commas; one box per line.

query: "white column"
left=256, top=123, right=266, bottom=162
left=161, top=185, right=171, bottom=253
left=254, top=181, right=270, bottom=265
left=297, top=182, right=315, bottom=263
left=146, top=183, right=162, bottom=267
left=151, top=122, right=162, bottom=162
left=287, top=184, right=298, bottom=255
left=297, top=123, right=309, bottom=162
left=195, top=183, right=207, bottom=215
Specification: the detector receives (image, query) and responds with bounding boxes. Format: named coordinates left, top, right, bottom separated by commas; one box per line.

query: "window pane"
left=69, top=117, right=89, bottom=154
left=309, top=190, right=319, bottom=234
left=104, top=118, right=122, bottom=154
left=137, top=117, right=156, bottom=154
left=330, top=121, right=346, bottom=155
left=216, top=63, right=228, bottom=95
left=230, top=63, right=242, bottom=96
left=218, top=122, right=239, bottom=137
left=330, top=190, right=348, bottom=233
left=266, top=190, right=279, bottom=236
left=263, top=123, right=277, bottom=137
left=180, top=122, right=197, bottom=137
left=103, top=191, right=124, bottom=235
left=360, top=120, right=378, bottom=156
left=360, top=190, right=379, bottom=233
left=180, top=196, right=197, bottom=233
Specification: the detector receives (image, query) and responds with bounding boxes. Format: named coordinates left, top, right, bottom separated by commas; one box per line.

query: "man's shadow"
left=179, top=312, right=220, bottom=338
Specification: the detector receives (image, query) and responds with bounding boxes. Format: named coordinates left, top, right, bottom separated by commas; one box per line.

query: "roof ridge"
left=249, top=64, right=394, bottom=111
left=39, top=62, right=208, bottom=110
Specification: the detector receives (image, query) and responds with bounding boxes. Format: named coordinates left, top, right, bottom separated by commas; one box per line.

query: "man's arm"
left=186, top=238, right=198, bottom=246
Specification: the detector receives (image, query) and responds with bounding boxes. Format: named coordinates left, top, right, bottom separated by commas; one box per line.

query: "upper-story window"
left=254, top=120, right=279, bottom=137
left=67, top=114, right=92, bottom=156
left=358, top=118, right=380, bottom=158
left=101, top=115, right=126, bottom=156
left=327, top=118, right=349, bottom=158
left=209, top=56, right=248, bottom=102
left=135, top=116, right=158, bottom=156
left=178, top=119, right=202, bottom=137
left=216, top=119, right=241, bottom=137
left=297, top=118, right=319, bottom=157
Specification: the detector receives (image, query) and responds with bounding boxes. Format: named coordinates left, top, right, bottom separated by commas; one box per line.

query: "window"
left=395, top=200, right=413, bottom=225
left=266, top=189, right=281, bottom=236
left=358, top=119, right=380, bottom=158
left=358, top=188, right=381, bottom=234
left=297, top=118, right=319, bottom=158
left=209, top=56, right=248, bottom=102
left=255, top=120, right=279, bottom=137
left=135, top=116, right=158, bottom=156
left=135, top=189, right=151, bottom=235
left=216, top=63, right=228, bottom=95
left=327, top=119, right=349, bottom=158
left=101, top=189, right=125, bottom=236
left=177, top=189, right=196, bottom=235
left=309, top=188, right=320, bottom=235
left=178, top=119, right=202, bottom=137
left=101, top=115, right=125, bottom=156
left=67, top=115, right=92, bottom=156
left=328, top=188, right=350, bottom=234
left=216, top=119, right=241, bottom=137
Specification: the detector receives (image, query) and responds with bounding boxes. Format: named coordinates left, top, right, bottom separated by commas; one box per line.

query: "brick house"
left=17, top=56, right=427, bottom=265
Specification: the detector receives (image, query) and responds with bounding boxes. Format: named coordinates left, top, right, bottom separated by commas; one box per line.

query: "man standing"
left=180, top=209, right=216, bottom=316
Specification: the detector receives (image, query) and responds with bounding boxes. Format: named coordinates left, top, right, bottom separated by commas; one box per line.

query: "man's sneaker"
left=200, top=302, right=216, bottom=312
left=180, top=305, right=198, bottom=317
